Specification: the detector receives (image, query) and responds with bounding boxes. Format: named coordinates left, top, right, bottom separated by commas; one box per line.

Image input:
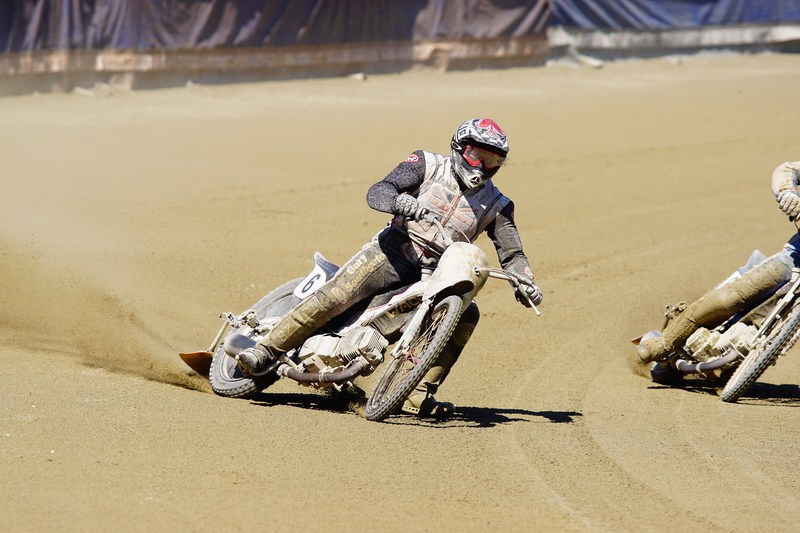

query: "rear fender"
left=293, top=252, right=340, bottom=300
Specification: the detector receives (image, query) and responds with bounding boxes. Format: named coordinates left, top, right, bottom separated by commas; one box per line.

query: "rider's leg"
left=638, top=255, right=792, bottom=363
left=235, top=241, right=408, bottom=374
left=401, top=301, right=479, bottom=418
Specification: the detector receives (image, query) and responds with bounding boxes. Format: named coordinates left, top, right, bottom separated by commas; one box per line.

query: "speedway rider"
left=638, top=160, right=800, bottom=365
left=234, top=118, right=542, bottom=418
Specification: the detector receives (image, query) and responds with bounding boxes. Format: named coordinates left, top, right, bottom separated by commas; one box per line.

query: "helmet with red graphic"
left=450, top=118, right=509, bottom=189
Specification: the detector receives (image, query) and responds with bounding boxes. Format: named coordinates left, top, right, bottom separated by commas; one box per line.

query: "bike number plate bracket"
left=294, top=263, right=328, bottom=300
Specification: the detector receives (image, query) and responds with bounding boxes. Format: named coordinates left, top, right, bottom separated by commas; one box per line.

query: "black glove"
left=394, top=193, right=426, bottom=221
left=515, top=282, right=543, bottom=307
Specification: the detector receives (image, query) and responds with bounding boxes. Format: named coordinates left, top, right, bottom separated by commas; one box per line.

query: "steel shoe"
left=235, top=345, right=279, bottom=376
left=649, top=361, right=682, bottom=385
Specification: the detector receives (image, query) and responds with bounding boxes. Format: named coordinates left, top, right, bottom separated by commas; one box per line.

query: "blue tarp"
left=0, top=0, right=551, bottom=53
left=3, top=1, right=799, bottom=55
left=550, top=0, right=800, bottom=30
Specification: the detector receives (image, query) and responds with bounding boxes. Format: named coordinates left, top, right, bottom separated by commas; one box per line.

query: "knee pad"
left=316, top=282, right=351, bottom=308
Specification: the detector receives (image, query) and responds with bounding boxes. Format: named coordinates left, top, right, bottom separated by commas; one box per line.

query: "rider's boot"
left=636, top=308, right=697, bottom=364
left=400, top=302, right=478, bottom=418
left=235, top=343, right=282, bottom=376
left=234, top=290, right=339, bottom=376
left=637, top=257, right=790, bottom=363
left=400, top=345, right=458, bottom=419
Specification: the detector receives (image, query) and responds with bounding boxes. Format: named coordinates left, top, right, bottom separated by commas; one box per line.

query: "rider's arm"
left=366, top=150, right=426, bottom=214
left=771, top=161, right=800, bottom=219
left=771, top=161, right=800, bottom=197
left=487, top=201, right=542, bottom=306
left=486, top=200, right=535, bottom=279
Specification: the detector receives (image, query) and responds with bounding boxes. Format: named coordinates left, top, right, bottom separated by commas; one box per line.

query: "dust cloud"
left=0, top=236, right=208, bottom=391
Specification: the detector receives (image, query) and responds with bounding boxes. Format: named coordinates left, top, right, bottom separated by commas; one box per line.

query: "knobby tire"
left=364, top=295, right=463, bottom=422
left=720, top=301, right=800, bottom=403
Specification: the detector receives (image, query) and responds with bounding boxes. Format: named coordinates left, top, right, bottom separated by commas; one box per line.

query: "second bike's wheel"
left=364, top=295, right=463, bottom=422
left=208, top=278, right=301, bottom=399
left=720, top=302, right=800, bottom=403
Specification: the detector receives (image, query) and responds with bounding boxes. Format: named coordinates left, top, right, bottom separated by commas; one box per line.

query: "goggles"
left=462, top=145, right=506, bottom=170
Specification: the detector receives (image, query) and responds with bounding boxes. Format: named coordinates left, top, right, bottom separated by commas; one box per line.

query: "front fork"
left=389, top=299, right=433, bottom=359
left=749, top=271, right=800, bottom=350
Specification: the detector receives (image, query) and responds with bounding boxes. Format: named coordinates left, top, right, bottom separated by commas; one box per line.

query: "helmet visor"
left=462, top=145, right=506, bottom=170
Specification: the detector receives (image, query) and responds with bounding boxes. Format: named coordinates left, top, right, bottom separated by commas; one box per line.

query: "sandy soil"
left=2, top=53, right=800, bottom=532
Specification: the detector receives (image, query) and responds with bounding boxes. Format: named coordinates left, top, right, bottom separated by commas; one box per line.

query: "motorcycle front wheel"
left=364, top=295, right=463, bottom=422
left=720, top=301, right=800, bottom=403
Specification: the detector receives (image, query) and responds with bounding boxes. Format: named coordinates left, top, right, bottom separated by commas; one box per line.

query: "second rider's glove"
left=515, top=282, right=543, bottom=307
left=394, top=193, right=426, bottom=221
left=777, top=190, right=800, bottom=220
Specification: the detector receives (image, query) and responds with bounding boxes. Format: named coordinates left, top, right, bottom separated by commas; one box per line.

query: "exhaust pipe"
left=278, top=358, right=368, bottom=384
left=674, top=351, right=739, bottom=373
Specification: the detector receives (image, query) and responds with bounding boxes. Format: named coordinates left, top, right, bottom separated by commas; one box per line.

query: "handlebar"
left=418, top=211, right=541, bottom=316
left=477, top=267, right=542, bottom=316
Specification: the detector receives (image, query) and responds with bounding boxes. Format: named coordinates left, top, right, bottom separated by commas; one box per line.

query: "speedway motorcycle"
left=180, top=216, right=540, bottom=421
left=635, top=249, right=800, bottom=403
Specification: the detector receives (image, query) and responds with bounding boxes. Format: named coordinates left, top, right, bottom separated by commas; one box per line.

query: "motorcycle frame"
left=206, top=216, right=540, bottom=388
left=749, top=270, right=800, bottom=349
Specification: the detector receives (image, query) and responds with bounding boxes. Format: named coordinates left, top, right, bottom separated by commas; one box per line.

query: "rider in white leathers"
left=233, top=118, right=542, bottom=418
left=638, top=161, right=800, bottom=365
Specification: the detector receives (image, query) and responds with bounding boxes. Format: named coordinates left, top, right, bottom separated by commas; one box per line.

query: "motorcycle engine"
left=297, top=327, right=388, bottom=377
left=684, top=322, right=757, bottom=362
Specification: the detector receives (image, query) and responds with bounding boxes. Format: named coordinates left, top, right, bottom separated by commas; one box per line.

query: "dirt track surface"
left=2, top=54, right=800, bottom=532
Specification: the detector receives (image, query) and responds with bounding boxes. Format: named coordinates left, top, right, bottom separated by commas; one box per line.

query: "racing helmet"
left=450, top=118, right=509, bottom=189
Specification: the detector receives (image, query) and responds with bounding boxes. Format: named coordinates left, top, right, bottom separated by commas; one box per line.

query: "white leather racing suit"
left=260, top=149, right=537, bottom=373
left=638, top=160, right=800, bottom=363
left=771, top=160, right=800, bottom=198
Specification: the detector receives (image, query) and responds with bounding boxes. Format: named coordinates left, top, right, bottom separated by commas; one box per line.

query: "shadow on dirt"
left=249, top=390, right=584, bottom=427
left=436, top=406, right=582, bottom=428
left=734, top=382, right=800, bottom=406
left=251, top=389, right=365, bottom=415
left=648, top=383, right=720, bottom=396
left=357, top=406, right=582, bottom=428
left=649, top=381, right=800, bottom=406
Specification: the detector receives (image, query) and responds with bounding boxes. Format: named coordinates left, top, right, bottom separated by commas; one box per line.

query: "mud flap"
left=179, top=351, right=213, bottom=378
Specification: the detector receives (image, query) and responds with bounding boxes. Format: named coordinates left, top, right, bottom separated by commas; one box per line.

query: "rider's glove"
left=515, top=282, right=543, bottom=307
left=777, top=190, right=800, bottom=220
left=394, top=193, right=426, bottom=221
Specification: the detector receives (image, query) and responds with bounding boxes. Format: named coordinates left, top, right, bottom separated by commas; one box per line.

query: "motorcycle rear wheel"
left=720, top=301, right=800, bottom=403
left=364, top=295, right=463, bottom=422
left=209, top=278, right=301, bottom=399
